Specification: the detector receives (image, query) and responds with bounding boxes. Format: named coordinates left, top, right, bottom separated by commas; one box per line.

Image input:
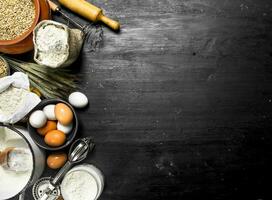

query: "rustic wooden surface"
left=14, top=0, right=272, bottom=199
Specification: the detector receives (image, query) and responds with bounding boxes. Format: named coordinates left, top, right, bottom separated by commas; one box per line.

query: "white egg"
left=57, top=122, right=73, bottom=134
left=29, top=110, right=47, bottom=128
left=68, top=92, right=88, bottom=108
left=43, top=104, right=56, bottom=120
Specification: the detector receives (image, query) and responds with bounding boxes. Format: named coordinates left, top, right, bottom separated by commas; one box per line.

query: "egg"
left=57, top=122, right=73, bottom=134
left=47, top=152, right=67, bottom=169
left=43, top=104, right=56, bottom=120
left=37, top=120, right=57, bottom=136
left=44, top=130, right=66, bottom=147
left=29, top=110, right=47, bottom=128
left=68, top=92, right=88, bottom=108
left=55, top=103, right=73, bottom=125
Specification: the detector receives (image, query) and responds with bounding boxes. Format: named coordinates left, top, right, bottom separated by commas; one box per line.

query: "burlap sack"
left=33, top=20, right=83, bottom=68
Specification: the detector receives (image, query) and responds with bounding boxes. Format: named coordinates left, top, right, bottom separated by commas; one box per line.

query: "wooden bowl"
left=0, top=0, right=40, bottom=45
left=0, top=0, right=51, bottom=54
left=0, top=56, right=10, bottom=77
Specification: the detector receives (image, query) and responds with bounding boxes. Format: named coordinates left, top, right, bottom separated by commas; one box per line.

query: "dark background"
left=14, top=0, right=272, bottom=199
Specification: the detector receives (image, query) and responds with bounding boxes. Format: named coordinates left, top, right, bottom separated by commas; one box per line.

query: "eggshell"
left=43, top=104, right=56, bottom=120
left=29, top=110, right=47, bottom=128
left=57, top=122, right=73, bottom=134
left=37, top=120, right=57, bottom=136
left=55, top=103, right=73, bottom=125
left=47, top=152, right=67, bottom=169
left=44, top=130, right=66, bottom=147
left=68, top=92, right=88, bottom=108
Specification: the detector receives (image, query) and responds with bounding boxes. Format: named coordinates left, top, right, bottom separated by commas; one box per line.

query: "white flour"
left=0, top=127, right=33, bottom=199
left=61, top=170, right=98, bottom=200
left=0, top=86, right=27, bottom=116
left=35, top=24, right=68, bottom=67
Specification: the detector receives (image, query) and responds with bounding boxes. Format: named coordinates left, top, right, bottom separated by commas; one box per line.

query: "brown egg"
left=55, top=103, right=73, bottom=125
left=37, top=120, right=57, bottom=136
left=44, top=130, right=66, bottom=147
left=47, top=152, right=67, bottom=169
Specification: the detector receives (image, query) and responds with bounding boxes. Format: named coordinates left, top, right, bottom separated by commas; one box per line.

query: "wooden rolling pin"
left=58, top=0, right=120, bottom=31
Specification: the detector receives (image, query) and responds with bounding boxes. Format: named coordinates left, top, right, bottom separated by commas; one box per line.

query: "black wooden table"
left=17, top=0, right=272, bottom=199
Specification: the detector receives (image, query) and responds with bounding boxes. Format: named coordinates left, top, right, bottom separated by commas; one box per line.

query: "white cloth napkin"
left=0, top=72, right=41, bottom=124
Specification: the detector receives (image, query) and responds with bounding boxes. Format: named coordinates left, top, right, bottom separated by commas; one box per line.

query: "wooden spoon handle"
left=0, top=147, right=14, bottom=165
left=0, top=151, right=4, bottom=165
left=47, top=0, right=59, bottom=12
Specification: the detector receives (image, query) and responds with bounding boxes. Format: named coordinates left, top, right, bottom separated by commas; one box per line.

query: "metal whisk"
left=47, top=0, right=103, bottom=52
left=33, top=137, right=95, bottom=200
